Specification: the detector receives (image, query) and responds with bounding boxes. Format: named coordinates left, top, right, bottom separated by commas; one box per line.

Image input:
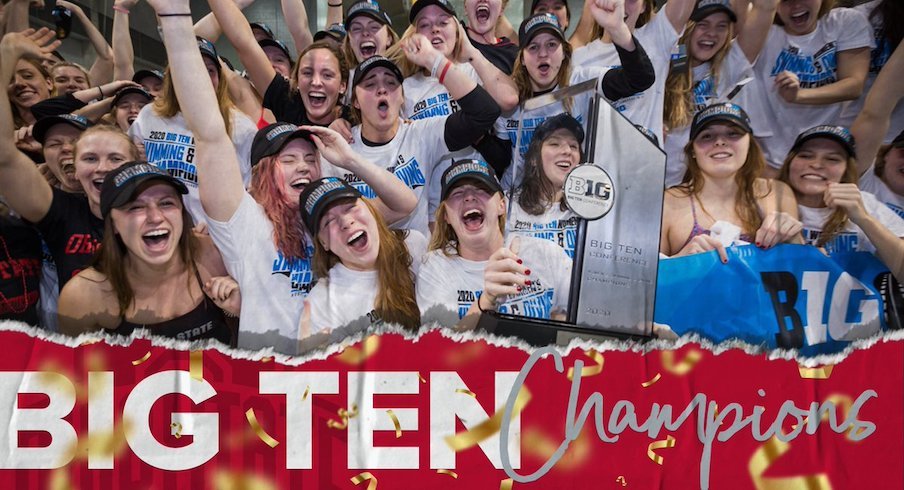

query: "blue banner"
left=654, top=245, right=894, bottom=356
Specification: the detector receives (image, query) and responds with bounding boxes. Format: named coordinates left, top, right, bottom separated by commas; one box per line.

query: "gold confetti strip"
left=647, top=435, right=676, bottom=465
left=445, top=388, right=531, bottom=452
left=62, top=419, right=133, bottom=464
left=190, top=351, right=203, bottom=381
left=80, top=338, right=101, bottom=346
left=171, top=422, right=183, bottom=439
left=131, top=351, right=151, bottom=366
left=436, top=469, right=458, bottom=478
left=336, top=335, right=380, bottom=365
left=386, top=410, right=402, bottom=438
left=641, top=373, right=661, bottom=388
left=797, top=364, right=834, bottom=380
left=455, top=388, right=477, bottom=398
left=213, top=470, right=277, bottom=490
left=661, top=349, right=703, bottom=376
left=499, top=478, right=514, bottom=490
left=616, top=475, right=627, bottom=486
left=417, top=372, right=427, bottom=383
left=566, top=350, right=605, bottom=381
left=350, top=471, right=378, bottom=490
left=327, top=405, right=359, bottom=430
left=261, top=356, right=274, bottom=363
left=245, top=408, right=279, bottom=448
left=522, top=428, right=591, bottom=470
left=49, top=468, right=70, bottom=490
left=301, top=386, right=310, bottom=402
left=748, top=436, right=831, bottom=490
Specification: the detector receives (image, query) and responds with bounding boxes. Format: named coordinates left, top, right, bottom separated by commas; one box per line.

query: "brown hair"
left=9, top=58, right=51, bottom=128
left=342, top=24, right=400, bottom=68
left=664, top=20, right=734, bottom=131
left=512, top=35, right=573, bottom=109
left=153, top=65, right=235, bottom=137
left=50, top=62, right=92, bottom=96
left=775, top=0, right=835, bottom=25
left=290, top=41, right=350, bottom=97
left=517, top=131, right=582, bottom=215
left=312, top=198, right=420, bottom=329
left=874, top=144, right=893, bottom=179
left=778, top=146, right=859, bottom=247
left=679, top=130, right=767, bottom=237
left=75, top=124, right=142, bottom=161
left=429, top=189, right=507, bottom=255
left=249, top=154, right=310, bottom=262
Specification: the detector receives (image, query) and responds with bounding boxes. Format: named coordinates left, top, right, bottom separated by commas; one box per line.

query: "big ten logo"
left=566, top=177, right=612, bottom=200
left=761, top=270, right=881, bottom=349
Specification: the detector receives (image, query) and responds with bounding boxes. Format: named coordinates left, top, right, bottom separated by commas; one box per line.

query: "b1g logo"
left=563, top=164, right=614, bottom=220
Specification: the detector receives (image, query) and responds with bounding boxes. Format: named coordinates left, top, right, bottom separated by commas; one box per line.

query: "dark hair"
left=517, top=127, right=583, bottom=215
left=290, top=41, right=350, bottom=99
left=872, top=0, right=903, bottom=53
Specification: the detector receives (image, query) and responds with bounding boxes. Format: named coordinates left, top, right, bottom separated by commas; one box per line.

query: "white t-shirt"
left=798, top=191, right=904, bottom=254
left=572, top=11, right=682, bottom=144
left=664, top=42, right=754, bottom=187
left=402, top=63, right=483, bottom=222
left=206, top=193, right=315, bottom=354
left=129, top=106, right=256, bottom=225
left=307, top=230, right=426, bottom=335
left=321, top=120, right=449, bottom=236
left=505, top=192, right=579, bottom=259
left=495, top=66, right=609, bottom=188
left=417, top=236, right=572, bottom=325
left=745, top=8, right=874, bottom=168
left=859, top=166, right=904, bottom=219
left=838, top=0, right=903, bottom=144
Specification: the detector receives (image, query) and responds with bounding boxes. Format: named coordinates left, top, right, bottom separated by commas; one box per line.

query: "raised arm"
left=112, top=0, right=138, bottom=81
left=206, top=0, right=277, bottom=98
left=569, top=1, right=595, bottom=48
left=151, top=0, right=244, bottom=221
left=663, top=0, right=696, bottom=34
left=57, top=1, right=114, bottom=85
left=593, top=0, right=655, bottom=100
left=736, top=0, right=778, bottom=63
left=852, top=43, right=904, bottom=176
left=325, top=1, right=342, bottom=28
left=4, top=0, right=31, bottom=37
left=456, top=22, right=518, bottom=112
left=0, top=29, right=60, bottom=223
left=281, top=0, right=313, bottom=55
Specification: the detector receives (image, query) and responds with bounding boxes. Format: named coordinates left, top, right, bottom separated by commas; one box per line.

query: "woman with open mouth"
left=299, top=177, right=424, bottom=345
left=343, top=1, right=399, bottom=69
left=0, top=29, right=143, bottom=293
left=662, top=0, right=776, bottom=188
left=207, top=0, right=350, bottom=127
left=107, top=86, right=152, bottom=132
left=477, top=5, right=654, bottom=188
left=463, top=0, right=519, bottom=74
left=153, top=0, right=417, bottom=354
left=740, top=0, right=873, bottom=175
left=57, top=162, right=239, bottom=345
left=660, top=103, right=803, bottom=262
left=417, top=160, right=572, bottom=327
left=777, top=125, right=904, bottom=281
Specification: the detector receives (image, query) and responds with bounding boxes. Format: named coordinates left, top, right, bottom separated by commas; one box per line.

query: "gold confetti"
left=213, top=470, right=277, bottom=490
left=522, top=428, right=591, bottom=470
left=566, top=350, right=605, bottom=380
left=131, top=351, right=151, bottom=366
left=327, top=405, right=359, bottom=430
left=80, top=338, right=101, bottom=346
left=797, top=364, right=834, bottom=379
left=49, top=468, right=71, bottom=490
left=455, top=388, right=477, bottom=398
left=445, top=388, right=531, bottom=452
left=436, top=469, right=458, bottom=478
left=351, top=471, right=378, bottom=490
left=190, top=351, right=203, bottom=381
left=748, top=436, right=831, bottom=489
left=245, top=408, right=279, bottom=448
left=647, top=435, right=676, bottom=465
left=336, top=335, right=380, bottom=365
left=386, top=409, right=402, bottom=438
left=641, top=373, right=661, bottom=387
left=661, top=349, right=703, bottom=375
left=417, top=372, right=427, bottom=383
left=261, top=356, right=274, bottom=363
left=499, top=478, right=514, bottom=490
left=616, top=475, right=627, bottom=486
left=62, top=419, right=133, bottom=464
left=301, top=386, right=310, bottom=402
left=171, top=422, right=183, bottom=439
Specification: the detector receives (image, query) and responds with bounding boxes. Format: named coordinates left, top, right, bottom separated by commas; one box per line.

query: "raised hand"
left=755, top=211, right=803, bottom=248
left=113, top=0, right=140, bottom=11
left=591, top=0, right=632, bottom=46
left=54, top=0, right=83, bottom=14
left=301, top=124, right=359, bottom=170
left=402, top=33, right=443, bottom=70
left=0, top=28, right=62, bottom=64
left=824, top=183, right=869, bottom=225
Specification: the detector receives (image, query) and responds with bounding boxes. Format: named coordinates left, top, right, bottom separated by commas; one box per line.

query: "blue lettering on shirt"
left=885, top=202, right=904, bottom=219
left=693, top=74, right=716, bottom=112
left=344, top=157, right=427, bottom=199
left=144, top=139, right=198, bottom=186
left=803, top=228, right=860, bottom=253
left=769, top=42, right=838, bottom=88
left=270, top=245, right=315, bottom=297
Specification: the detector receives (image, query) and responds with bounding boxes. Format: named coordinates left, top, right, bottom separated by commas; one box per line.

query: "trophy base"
left=476, top=312, right=649, bottom=347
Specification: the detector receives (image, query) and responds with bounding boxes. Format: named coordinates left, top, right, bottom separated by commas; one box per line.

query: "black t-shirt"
left=262, top=74, right=312, bottom=124
left=471, top=36, right=519, bottom=75
left=0, top=215, right=42, bottom=325
left=31, top=188, right=103, bottom=289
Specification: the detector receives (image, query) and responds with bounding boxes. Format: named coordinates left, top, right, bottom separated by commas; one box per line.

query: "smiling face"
left=74, top=131, right=135, bottom=216
left=522, top=32, right=564, bottom=92
left=539, top=128, right=581, bottom=189
left=354, top=67, right=403, bottom=132
left=688, top=13, right=732, bottom=65
left=113, top=93, right=149, bottom=131
left=7, top=59, right=51, bottom=113
left=42, top=123, right=83, bottom=193
left=465, top=0, right=502, bottom=35
left=348, top=17, right=392, bottom=62
left=691, top=123, right=751, bottom=179
left=532, top=0, right=569, bottom=31
left=296, top=48, right=346, bottom=125
left=51, top=65, right=90, bottom=95
left=110, top=183, right=184, bottom=267
left=415, top=5, right=458, bottom=58
left=277, top=138, right=321, bottom=204
left=787, top=138, right=849, bottom=207
left=777, top=0, right=821, bottom=36
left=317, top=198, right=380, bottom=271
left=442, top=182, right=505, bottom=251
left=263, top=45, right=293, bottom=78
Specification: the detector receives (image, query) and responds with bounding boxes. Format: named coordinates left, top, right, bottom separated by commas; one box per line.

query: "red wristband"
left=438, top=61, right=452, bottom=84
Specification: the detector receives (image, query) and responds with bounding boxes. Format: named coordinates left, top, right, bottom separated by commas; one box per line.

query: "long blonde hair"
left=154, top=65, right=235, bottom=137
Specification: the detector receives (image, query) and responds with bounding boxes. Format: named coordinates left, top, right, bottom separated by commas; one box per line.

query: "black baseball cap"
left=111, top=86, right=153, bottom=107
left=250, top=123, right=315, bottom=167
left=791, top=125, right=856, bottom=158
left=440, top=159, right=502, bottom=200
left=690, top=0, right=737, bottom=22
left=689, top=103, right=752, bottom=141
left=300, top=177, right=363, bottom=233
left=889, top=130, right=904, bottom=149
left=249, top=22, right=275, bottom=40
left=33, top=113, right=91, bottom=144
left=132, top=69, right=163, bottom=84
left=344, top=0, right=392, bottom=29
left=519, top=13, right=565, bottom=46
left=259, top=38, right=293, bottom=62
left=409, top=0, right=456, bottom=23
left=196, top=37, right=220, bottom=67
left=352, top=55, right=403, bottom=88
left=314, top=23, right=348, bottom=43
left=100, top=161, right=188, bottom=217
left=532, top=113, right=585, bottom=147
left=530, top=0, right=571, bottom=22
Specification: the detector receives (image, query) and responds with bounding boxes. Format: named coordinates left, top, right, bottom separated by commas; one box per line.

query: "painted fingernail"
left=517, top=259, right=523, bottom=265
left=524, top=269, right=531, bottom=276
left=755, top=241, right=760, bottom=246
left=517, top=286, right=522, bottom=292
left=525, top=280, right=532, bottom=286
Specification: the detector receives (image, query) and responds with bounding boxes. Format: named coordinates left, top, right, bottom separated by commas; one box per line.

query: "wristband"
left=157, top=13, right=192, bottom=17
left=112, top=5, right=129, bottom=14
left=97, top=86, right=103, bottom=98
left=477, top=293, right=497, bottom=313
left=438, top=60, right=452, bottom=84
left=429, top=55, right=445, bottom=79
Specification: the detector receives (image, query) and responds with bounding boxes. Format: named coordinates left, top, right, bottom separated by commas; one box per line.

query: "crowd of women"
left=0, top=0, right=901, bottom=354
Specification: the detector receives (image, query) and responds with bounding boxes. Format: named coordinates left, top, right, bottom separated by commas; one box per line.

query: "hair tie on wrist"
left=97, top=86, right=103, bottom=98
left=328, top=1, right=342, bottom=6
left=158, top=13, right=192, bottom=17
